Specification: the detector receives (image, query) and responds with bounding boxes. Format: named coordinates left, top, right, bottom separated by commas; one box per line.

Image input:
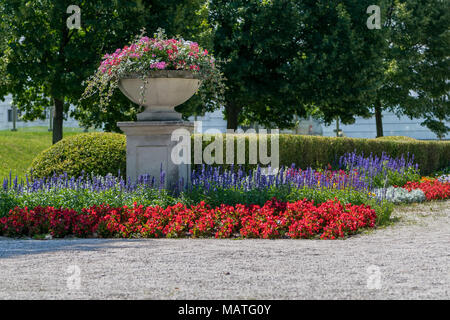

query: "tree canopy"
left=207, top=0, right=391, bottom=130
left=1, top=0, right=448, bottom=138
left=379, top=0, right=450, bottom=138
left=0, top=0, right=208, bottom=141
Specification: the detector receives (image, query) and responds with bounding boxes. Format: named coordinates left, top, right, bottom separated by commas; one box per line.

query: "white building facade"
left=322, top=113, right=449, bottom=140
left=189, top=107, right=449, bottom=140
left=0, top=95, right=81, bottom=130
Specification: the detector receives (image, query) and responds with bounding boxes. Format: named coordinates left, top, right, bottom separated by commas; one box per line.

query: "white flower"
left=374, top=186, right=426, bottom=204
left=437, top=174, right=450, bottom=183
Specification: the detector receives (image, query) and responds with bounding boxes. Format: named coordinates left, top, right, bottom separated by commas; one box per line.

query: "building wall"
left=189, top=108, right=228, bottom=133
left=0, top=95, right=81, bottom=130
left=189, top=107, right=448, bottom=140
left=321, top=112, right=450, bottom=140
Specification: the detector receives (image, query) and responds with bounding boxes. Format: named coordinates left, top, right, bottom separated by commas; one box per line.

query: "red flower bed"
left=0, top=199, right=376, bottom=240
left=402, top=180, right=450, bottom=200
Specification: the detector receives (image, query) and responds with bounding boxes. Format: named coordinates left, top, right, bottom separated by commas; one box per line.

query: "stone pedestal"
left=118, top=121, right=194, bottom=188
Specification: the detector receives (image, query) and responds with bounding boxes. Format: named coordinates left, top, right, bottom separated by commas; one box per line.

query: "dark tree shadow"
left=0, top=238, right=161, bottom=259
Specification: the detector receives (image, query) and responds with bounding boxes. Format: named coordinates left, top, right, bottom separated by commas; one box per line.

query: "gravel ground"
left=0, top=200, right=449, bottom=300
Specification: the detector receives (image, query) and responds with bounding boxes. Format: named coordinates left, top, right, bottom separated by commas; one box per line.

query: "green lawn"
left=0, top=127, right=87, bottom=181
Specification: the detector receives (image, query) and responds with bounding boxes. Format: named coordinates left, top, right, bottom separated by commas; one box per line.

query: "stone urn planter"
left=117, top=70, right=200, bottom=187
left=81, top=30, right=223, bottom=189
left=118, top=70, right=201, bottom=121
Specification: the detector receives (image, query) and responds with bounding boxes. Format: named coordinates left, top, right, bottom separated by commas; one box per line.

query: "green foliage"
left=375, top=0, right=450, bottom=138
left=193, top=134, right=450, bottom=175
left=184, top=184, right=371, bottom=209
left=369, top=199, right=395, bottom=226
left=181, top=184, right=393, bottom=226
left=181, top=184, right=292, bottom=208
left=371, top=166, right=421, bottom=188
left=289, top=0, right=389, bottom=126
left=433, top=166, right=450, bottom=177
left=0, top=187, right=178, bottom=218
left=208, top=0, right=390, bottom=129
left=0, top=0, right=151, bottom=141
left=206, top=0, right=448, bottom=136
left=208, top=0, right=309, bottom=129
left=376, top=136, right=417, bottom=142
left=29, top=133, right=126, bottom=179
left=0, top=0, right=210, bottom=139
left=24, top=132, right=450, bottom=181
left=0, top=191, right=18, bottom=217
left=1, top=0, right=447, bottom=138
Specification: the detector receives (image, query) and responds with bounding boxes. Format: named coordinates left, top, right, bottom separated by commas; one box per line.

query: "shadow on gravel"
left=0, top=238, right=157, bottom=259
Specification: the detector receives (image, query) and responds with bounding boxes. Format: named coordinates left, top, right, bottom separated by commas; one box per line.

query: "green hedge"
left=29, top=132, right=126, bottom=179
left=192, top=134, right=450, bottom=175
left=29, top=133, right=449, bottom=178
left=375, top=136, right=417, bottom=142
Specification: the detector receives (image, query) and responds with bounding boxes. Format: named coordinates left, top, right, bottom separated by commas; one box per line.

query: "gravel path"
left=0, top=201, right=449, bottom=300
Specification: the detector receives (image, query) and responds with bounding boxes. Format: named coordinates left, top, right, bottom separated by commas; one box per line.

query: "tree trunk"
left=335, top=117, right=340, bottom=137
left=52, top=98, right=64, bottom=144
left=375, top=102, right=383, bottom=138
left=225, top=104, right=240, bottom=130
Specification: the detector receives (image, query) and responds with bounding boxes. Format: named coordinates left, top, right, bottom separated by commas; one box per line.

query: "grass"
left=0, top=126, right=87, bottom=180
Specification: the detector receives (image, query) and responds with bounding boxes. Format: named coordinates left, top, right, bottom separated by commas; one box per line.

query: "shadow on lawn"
left=0, top=238, right=159, bottom=259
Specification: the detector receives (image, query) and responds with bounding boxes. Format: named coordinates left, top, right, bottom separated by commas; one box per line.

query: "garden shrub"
left=192, top=134, right=450, bottom=174
left=29, top=133, right=126, bottom=179
left=376, top=136, right=417, bottom=142
left=28, top=133, right=449, bottom=179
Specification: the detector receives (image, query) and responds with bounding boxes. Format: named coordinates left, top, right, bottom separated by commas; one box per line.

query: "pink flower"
left=157, top=62, right=167, bottom=69
left=150, top=61, right=167, bottom=70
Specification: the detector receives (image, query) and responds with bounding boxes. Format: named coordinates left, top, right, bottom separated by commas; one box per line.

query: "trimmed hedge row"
left=192, top=134, right=450, bottom=175
left=375, top=136, right=418, bottom=142
left=280, top=135, right=449, bottom=174
left=29, top=133, right=449, bottom=179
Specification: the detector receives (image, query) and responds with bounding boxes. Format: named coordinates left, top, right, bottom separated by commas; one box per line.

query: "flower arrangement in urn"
left=82, top=28, right=224, bottom=120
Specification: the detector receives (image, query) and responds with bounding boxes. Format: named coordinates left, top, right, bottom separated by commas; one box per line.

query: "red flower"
left=402, top=180, right=450, bottom=200
left=0, top=199, right=377, bottom=240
